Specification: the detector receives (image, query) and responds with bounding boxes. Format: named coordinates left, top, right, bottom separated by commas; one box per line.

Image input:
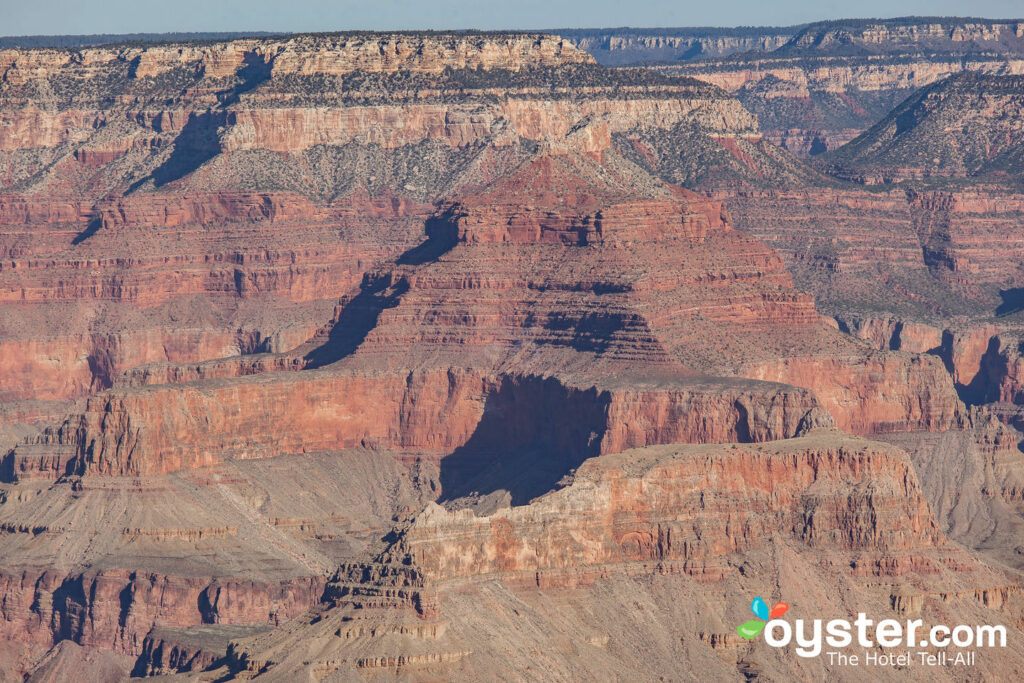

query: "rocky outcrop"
left=779, top=18, right=1024, bottom=56
left=835, top=315, right=945, bottom=354
left=822, top=73, right=1024, bottom=183
left=0, top=447, right=434, bottom=674
left=559, top=27, right=795, bottom=65
left=0, top=34, right=593, bottom=86
left=216, top=434, right=1024, bottom=681
left=5, top=369, right=824, bottom=479
left=744, top=353, right=962, bottom=434
left=0, top=568, right=322, bottom=658
left=834, top=315, right=1005, bottom=387
left=565, top=18, right=1024, bottom=67
left=0, top=330, right=278, bottom=402
left=764, top=127, right=861, bottom=156
left=663, top=54, right=1024, bottom=157
left=218, top=95, right=758, bottom=154
left=132, top=625, right=268, bottom=676
left=406, top=435, right=945, bottom=582
left=720, top=187, right=1024, bottom=319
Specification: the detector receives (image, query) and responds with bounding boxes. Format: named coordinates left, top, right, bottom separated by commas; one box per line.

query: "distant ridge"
left=7, top=18, right=1024, bottom=57
left=556, top=18, right=1024, bottom=66
left=0, top=32, right=277, bottom=49
left=0, top=30, right=588, bottom=51
left=549, top=26, right=802, bottom=65
left=776, top=16, right=1024, bottom=56
left=822, top=72, right=1024, bottom=185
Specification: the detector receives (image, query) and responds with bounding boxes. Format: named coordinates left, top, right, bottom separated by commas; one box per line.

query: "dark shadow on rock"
left=129, top=652, right=150, bottom=678
left=218, top=52, right=273, bottom=107
left=128, top=110, right=228, bottom=192
left=50, top=575, right=88, bottom=641
left=303, top=275, right=409, bottom=369
left=0, top=450, right=14, bottom=483
left=954, top=336, right=1001, bottom=406
left=126, top=53, right=271, bottom=193
left=86, top=348, right=115, bottom=391
left=117, top=583, right=134, bottom=628
left=198, top=587, right=216, bottom=624
left=888, top=321, right=910, bottom=351
left=71, top=216, right=103, bottom=245
left=304, top=214, right=458, bottom=368
left=438, top=376, right=608, bottom=506
left=397, top=211, right=459, bottom=266
left=933, top=329, right=957, bottom=376
left=996, top=287, right=1024, bottom=317
left=733, top=399, right=753, bottom=442
left=542, top=311, right=626, bottom=353
left=678, top=43, right=704, bottom=60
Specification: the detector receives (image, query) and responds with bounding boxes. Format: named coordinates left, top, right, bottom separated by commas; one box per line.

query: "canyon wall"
left=665, top=55, right=1024, bottom=156
left=582, top=18, right=1024, bottom=157
left=0, top=33, right=758, bottom=412
left=218, top=434, right=1024, bottom=680
left=559, top=27, right=795, bottom=65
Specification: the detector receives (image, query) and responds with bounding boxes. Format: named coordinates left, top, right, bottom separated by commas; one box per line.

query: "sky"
left=2, top=0, right=1021, bottom=36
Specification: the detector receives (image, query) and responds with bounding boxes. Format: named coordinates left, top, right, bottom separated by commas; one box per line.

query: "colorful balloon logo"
left=737, top=597, right=789, bottom=639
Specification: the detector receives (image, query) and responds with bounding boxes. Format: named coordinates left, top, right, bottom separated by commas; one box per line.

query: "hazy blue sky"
left=3, top=0, right=1021, bottom=36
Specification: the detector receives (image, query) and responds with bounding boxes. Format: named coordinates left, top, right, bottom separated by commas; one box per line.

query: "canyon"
left=566, top=18, right=1024, bottom=156
left=0, top=23, right=1023, bottom=681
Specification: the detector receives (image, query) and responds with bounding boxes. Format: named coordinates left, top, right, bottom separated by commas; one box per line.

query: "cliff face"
left=0, top=34, right=757, bottom=410
left=217, top=434, right=1024, bottom=681
left=0, top=33, right=594, bottom=83
left=0, top=447, right=433, bottom=671
left=406, top=435, right=945, bottom=581
left=664, top=55, right=1024, bottom=157
left=564, top=19, right=1024, bottom=67
left=558, top=27, right=795, bottom=65
left=778, top=18, right=1024, bottom=56
left=5, top=370, right=830, bottom=483
left=707, top=184, right=1024, bottom=444
left=559, top=19, right=1024, bottom=158
left=718, top=188, right=1024, bottom=319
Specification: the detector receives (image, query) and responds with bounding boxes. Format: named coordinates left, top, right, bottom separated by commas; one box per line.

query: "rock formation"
left=214, top=434, right=1024, bottom=680
left=558, top=26, right=796, bottom=65
left=631, top=18, right=1024, bottom=157
left=822, top=73, right=1024, bottom=184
